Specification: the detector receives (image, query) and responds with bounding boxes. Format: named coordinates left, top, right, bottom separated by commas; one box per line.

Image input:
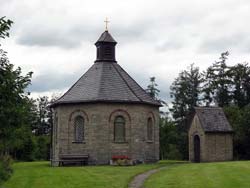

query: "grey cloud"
left=128, top=72, right=172, bottom=103
left=198, top=33, right=250, bottom=53
left=2, top=0, right=250, bottom=104
left=155, top=38, right=184, bottom=51
left=18, top=32, right=80, bottom=48
left=113, top=21, right=152, bottom=42
left=28, top=71, right=82, bottom=92
left=15, top=20, right=150, bottom=48
left=16, top=24, right=97, bottom=48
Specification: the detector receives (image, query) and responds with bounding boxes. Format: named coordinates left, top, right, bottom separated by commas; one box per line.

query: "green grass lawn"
left=3, top=160, right=178, bottom=188
left=145, top=161, right=250, bottom=188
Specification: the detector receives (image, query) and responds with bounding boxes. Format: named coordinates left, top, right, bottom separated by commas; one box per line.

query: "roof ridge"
left=103, top=31, right=109, bottom=41
left=114, top=64, right=158, bottom=104
left=112, top=63, right=143, bottom=102
left=96, top=63, right=104, bottom=99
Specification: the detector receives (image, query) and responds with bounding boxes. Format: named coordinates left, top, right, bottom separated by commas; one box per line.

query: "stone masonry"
left=51, top=103, right=159, bottom=166
left=189, top=108, right=233, bottom=162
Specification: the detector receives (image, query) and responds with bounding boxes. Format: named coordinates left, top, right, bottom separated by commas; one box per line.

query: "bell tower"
left=95, top=30, right=117, bottom=63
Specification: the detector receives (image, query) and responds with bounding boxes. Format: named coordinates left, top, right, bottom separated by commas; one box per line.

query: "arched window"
left=114, top=116, right=125, bottom=142
left=74, top=116, right=84, bottom=142
left=147, top=118, right=153, bottom=141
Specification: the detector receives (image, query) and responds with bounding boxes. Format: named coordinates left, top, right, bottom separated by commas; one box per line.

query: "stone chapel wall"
left=51, top=103, right=159, bottom=166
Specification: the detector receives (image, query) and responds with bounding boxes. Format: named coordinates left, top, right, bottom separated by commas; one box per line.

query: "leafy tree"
left=0, top=16, right=36, bottom=162
left=0, top=155, right=12, bottom=184
left=224, top=105, right=250, bottom=159
left=12, top=120, right=36, bottom=161
left=34, top=136, right=50, bottom=160
left=159, top=117, right=181, bottom=160
left=0, top=51, right=33, bottom=155
left=29, top=95, right=61, bottom=160
left=0, top=16, right=14, bottom=185
left=33, top=96, right=51, bottom=135
left=203, top=51, right=231, bottom=107
left=0, top=17, right=13, bottom=39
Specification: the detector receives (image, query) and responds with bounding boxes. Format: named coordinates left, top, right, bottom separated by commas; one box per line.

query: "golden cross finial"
left=104, top=17, right=109, bottom=31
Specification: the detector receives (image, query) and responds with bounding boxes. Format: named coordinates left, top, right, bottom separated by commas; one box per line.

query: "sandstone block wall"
left=189, top=115, right=233, bottom=162
left=204, top=133, right=233, bottom=162
left=189, top=115, right=206, bottom=162
left=51, top=103, right=159, bottom=166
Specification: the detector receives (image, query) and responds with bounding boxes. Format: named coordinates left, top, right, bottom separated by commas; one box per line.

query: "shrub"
left=0, top=155, right=13, bottom=185
left=34, top=136, right=50, bottom=160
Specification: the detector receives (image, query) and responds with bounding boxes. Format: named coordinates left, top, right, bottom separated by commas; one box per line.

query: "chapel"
left=50, top=28, right=161, bottom=166
left=189, top=107, right=233, bottom=162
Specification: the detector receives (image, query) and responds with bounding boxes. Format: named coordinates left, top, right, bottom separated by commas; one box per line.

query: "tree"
left=0, top=155, right=12, bottom=184
left=0, top=16, right=14, bottom=185
left=159, top=117, right=182, bottom=160
left=203, top=51, right=231, bottom=107
left=30, top=95, right=57, bottom=160
left=0, top=17, right=13, bottom=39
left=228, top=63, right=250, bottom=108
left=169, top=64, right=203, bottom=159
left=34, top=135, right=50, bottom=160
left=146, top=77, right=160, bottom=99
left=224, top=105, right=250, bottom=159
left=33, top=96, right=51, bottom=135
left=0, top=51, right=33, bottom=155
left=146, top=76, right=167, bottom=115
left=0, top=16, right=35, bottom=162
left=170, top=64, right=203, bottom=125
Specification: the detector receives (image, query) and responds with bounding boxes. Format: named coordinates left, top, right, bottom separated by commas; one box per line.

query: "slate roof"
left=95, top=31, right=117, bottom=44
left=194, top=107, right=233, bottom=133
left=52, top=61, right=161, bottom=107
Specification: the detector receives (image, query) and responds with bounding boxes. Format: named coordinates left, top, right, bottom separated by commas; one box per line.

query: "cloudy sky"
left=1, top=0, right=250, bottom=103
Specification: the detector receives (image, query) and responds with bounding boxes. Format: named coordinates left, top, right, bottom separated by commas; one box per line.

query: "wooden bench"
left=59, top=154, right=89, bottom=166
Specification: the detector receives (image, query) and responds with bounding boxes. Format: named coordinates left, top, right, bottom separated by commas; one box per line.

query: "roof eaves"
left=204, top=130, right=234, bottom=133
left=50, top=99, right=161, bottom=108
